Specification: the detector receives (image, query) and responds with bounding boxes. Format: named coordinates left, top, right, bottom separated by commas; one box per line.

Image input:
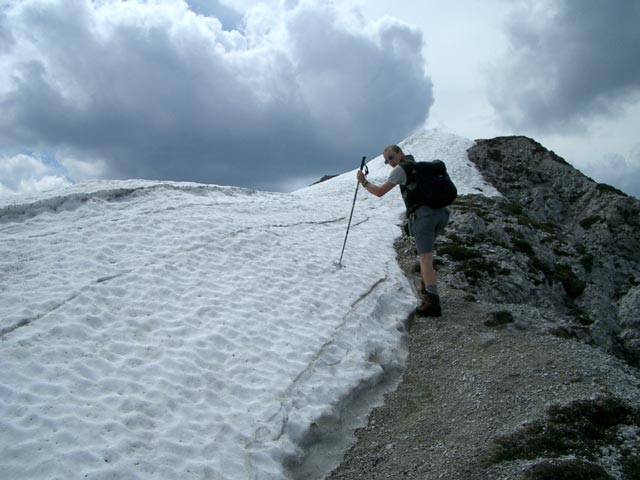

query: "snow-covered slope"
left=296, top=129, right=500, bottom=198
left=398, top=129, right=500, bottom=197
left=0, top=130, right=497, bottom=479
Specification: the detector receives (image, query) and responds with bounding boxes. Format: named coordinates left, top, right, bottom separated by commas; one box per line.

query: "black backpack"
left=400, top=159, right=457, bottom=211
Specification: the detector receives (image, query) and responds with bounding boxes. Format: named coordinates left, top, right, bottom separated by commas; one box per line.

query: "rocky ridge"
left=466, top=136, right=640, bottom=366
left=325, top=136, right=640, bottom=479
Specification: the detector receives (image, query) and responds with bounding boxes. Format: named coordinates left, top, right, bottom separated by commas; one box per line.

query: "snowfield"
left=0, top=130, right=499, bottom=479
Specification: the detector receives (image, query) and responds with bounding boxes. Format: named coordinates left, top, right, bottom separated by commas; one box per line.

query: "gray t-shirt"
left=387, top=165, right=408, bottom=186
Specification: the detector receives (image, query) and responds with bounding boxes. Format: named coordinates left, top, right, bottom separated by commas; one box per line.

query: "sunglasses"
left=385, top=154, right=395, bottom=164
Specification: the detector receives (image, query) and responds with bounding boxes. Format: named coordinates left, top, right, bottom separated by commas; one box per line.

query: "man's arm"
left=356, top=170, right=396, bottom=197
left=362, top=180, right=396, bottom=197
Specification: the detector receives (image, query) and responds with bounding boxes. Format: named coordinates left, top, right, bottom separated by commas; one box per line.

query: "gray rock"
left=467, top=136, right=640, bottom=366
left=620, top=286, right=640, bottom=365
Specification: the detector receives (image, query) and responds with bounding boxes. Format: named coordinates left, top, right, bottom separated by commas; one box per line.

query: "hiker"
left=356, top=144, right=450, bottom=317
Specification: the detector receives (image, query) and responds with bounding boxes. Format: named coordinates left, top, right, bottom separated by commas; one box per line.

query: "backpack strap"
left=398, top=159, right=425, bottom=215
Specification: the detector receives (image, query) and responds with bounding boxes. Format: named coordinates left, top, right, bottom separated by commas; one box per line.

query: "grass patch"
left=439, top=245, right=480, bottom=261
left=536, top=222, right=557, bottom=234
left=488, top=148, right=503, bottom=162
left=527, top=260, right=587, bottom=300
left=458, top=258, right=510, bottom=285
left=566, top=303, right=593, bottom=326
left=549, top=326, right=579, bottom=340
left=551, top=264, right=587, bottom=299
left=523, top=459, right=615, bottom=480
left=505, top=228, right=536, bottom=258
left=485, top=310, right=514, bottom=328
left=549, top=150, right=571, bottom=166
left=488, top=396, right=640, bottom=465
left=581, top=254, right=595, bottom=273
left=439, top=230, right=511, bottom=283
left=451, top=195, right=494, bottom=220
left=623, top=454, right=640, bottom=479
left=497, top=198, right=556, bottom=233
left=580, top=216, right=604, bottom=229
left=597, top=183, right=626, bottom=196
left=444, top=233, right=473, bottom=247
left=516, top=216, right=532, bottom=227
left=512, top=238, right=535, bottom=257
left=438, top=237, right=507, bottom=283
left=500, top=201, right=524, bottom=217
left=433, top=257, right=445, bottom=269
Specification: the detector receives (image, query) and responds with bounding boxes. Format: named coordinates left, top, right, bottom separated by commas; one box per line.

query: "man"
left=357, top=144, right=450, bottom=317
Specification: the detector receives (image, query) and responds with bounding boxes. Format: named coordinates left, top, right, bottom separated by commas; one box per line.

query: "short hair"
left=384, top=144, right=402, bottom=154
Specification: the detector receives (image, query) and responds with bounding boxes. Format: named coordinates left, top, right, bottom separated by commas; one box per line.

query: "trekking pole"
left=338, top=156, right=368, bottom=268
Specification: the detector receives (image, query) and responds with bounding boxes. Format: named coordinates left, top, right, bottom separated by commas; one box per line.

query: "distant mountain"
left=311, top=174, right=339, bottom=186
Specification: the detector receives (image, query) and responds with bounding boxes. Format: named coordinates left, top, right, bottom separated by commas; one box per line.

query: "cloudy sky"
left=1, top=0, right=639, bottom=198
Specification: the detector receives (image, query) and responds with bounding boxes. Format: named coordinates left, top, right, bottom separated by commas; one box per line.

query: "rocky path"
left=325, top=239, right=640, bottom=480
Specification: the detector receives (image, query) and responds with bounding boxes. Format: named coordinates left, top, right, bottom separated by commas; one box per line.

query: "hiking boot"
left=416, top=292, right=442, bottom=317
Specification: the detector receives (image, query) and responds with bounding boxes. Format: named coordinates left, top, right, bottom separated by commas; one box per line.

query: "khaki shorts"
left=408, top=206, right=450, bottom=254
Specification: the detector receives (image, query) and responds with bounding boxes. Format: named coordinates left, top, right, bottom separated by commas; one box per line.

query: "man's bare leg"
left=420, top=252, right=437, bottom=293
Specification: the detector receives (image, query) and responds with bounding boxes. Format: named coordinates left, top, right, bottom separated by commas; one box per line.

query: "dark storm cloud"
left=489, top=0, right=640, bottom=132
left=0, top=0, right=433, bottom=191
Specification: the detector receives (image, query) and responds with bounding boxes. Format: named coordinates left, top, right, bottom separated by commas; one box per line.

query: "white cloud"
left=0, top=0, right=433, bottom=190
left=0, top=154, right=71, bottom=197
left=581, top=148, right=640, bottom=200
left=58, top=152, right=107, bottom=183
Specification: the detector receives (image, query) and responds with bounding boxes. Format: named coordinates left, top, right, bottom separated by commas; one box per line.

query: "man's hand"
left=357, top=170, right=367, bottom=184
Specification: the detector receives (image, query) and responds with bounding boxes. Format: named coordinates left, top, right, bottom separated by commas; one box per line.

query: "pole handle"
left=359, top=156, right=369, bottom=175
